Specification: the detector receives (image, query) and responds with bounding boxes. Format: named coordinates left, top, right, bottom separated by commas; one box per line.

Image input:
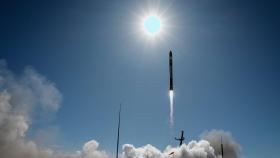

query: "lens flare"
left=169, top=90, right=174, bottom=126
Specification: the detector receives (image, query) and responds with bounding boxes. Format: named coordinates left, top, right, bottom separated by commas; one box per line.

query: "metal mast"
left=116, top=104, right=121, bottom=158
left=221, top=136, right=224, bottom=158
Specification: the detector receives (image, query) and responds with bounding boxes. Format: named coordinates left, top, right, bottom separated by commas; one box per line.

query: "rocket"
left=169, top=51, right=173, bottom=90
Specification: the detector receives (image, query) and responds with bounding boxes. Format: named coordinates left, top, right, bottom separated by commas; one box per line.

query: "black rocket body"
left=169, top=51, right=173, bottom=90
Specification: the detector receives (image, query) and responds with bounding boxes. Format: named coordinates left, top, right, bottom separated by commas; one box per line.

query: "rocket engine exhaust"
left=169, top=90, right=174, bottom=126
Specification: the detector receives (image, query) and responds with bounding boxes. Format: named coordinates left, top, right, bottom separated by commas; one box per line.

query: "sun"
left=134, top=6, right=172, bottom=41
left=143, top=15, right=161, bottom=36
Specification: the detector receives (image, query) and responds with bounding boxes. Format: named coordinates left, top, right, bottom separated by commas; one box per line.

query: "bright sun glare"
left=143, top=15, right=161, bottom=36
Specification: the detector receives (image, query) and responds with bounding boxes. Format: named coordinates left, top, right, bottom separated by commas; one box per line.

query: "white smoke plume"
left=122, top=130, right=241, bottom=158
left=200, top=130, right=241, bottom=158
left=0, top=60, right=108, bottom=158
left=122, top=140, right=216, bottom=158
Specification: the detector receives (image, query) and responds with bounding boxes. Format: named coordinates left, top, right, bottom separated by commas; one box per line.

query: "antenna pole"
left=116, top=104, right=121, bottom=158
left=221, top=136, right=224, bottom=158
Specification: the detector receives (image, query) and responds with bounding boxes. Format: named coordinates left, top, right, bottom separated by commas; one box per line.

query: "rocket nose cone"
left=169, top=51, right=172, bottom=57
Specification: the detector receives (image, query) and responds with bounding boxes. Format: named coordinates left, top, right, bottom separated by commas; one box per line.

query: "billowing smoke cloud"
left=122, top=140, right=216, bottom=158
left=81, top=140, right=108, bottom=158
left=200, top=130, right=241, bottom=158
left=0, top=60, right=107, bottom=158
left=122, top=130, right=241, bottom=158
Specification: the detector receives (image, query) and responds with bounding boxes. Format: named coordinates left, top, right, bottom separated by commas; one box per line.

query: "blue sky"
left=0, top=0, right=280, bottom=157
